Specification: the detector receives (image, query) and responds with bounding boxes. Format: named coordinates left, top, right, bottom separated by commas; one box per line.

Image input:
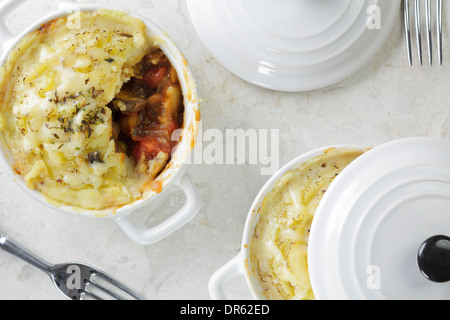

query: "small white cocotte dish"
left=209, top=137, right=450, bottom=300
left=0, top=0, right=201, bottom=245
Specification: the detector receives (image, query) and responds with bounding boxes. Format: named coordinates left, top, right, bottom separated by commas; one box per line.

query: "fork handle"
left=0, top=235, right=53, bottom=274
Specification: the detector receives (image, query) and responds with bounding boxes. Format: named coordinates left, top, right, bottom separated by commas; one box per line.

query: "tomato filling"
left=109, top=48, right=184, bottom=174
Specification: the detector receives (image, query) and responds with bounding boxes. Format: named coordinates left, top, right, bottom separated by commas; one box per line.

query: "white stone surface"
left=0, top=0, right=449, bottom=300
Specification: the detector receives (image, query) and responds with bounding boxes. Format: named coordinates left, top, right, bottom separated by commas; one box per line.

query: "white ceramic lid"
left=308, top=137, right=450, bottom=300
left=187, top=0, right=400, bottom=92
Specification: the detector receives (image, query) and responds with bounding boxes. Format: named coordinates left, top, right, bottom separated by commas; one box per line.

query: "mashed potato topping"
left=0, top=10, right=184, bottom=211
left=250, top=148, right=365, bottom=300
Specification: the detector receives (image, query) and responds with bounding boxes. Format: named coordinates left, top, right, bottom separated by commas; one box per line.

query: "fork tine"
left=406, top=0, right=442, bottom=66
left=425, top=0, right=432, bottom=65
left=414, top=0, right=423, bottom=65
left=404, top=0, right=413, bottom=66
left=91, top=272, right=143, bottom=300
left=81, top=290, right=104, bottom=300
left=437, top=0, right=443, bottom=65
left=86, top=280, right=128, bottom=300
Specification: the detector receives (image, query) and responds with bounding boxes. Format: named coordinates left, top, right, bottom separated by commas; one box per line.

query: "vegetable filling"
left=109, top=48, right=184, bottom=174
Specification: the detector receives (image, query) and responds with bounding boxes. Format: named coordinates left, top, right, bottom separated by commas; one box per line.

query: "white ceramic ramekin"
left=208, top=145, right=369, bottom=299
left=0, top=0, right=201, bottom=245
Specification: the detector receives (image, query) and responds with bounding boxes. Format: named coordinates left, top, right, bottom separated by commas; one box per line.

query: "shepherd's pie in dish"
left=0, top=9, right=184, bottom=211
left=249, top=148, right=365, bottom=300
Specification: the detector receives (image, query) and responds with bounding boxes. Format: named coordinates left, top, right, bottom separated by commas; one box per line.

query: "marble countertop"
left=0, top=0, right=449, bottom=300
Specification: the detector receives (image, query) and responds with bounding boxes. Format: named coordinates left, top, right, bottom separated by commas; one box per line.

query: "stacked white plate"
left=187, top=0, right=401, bottom=92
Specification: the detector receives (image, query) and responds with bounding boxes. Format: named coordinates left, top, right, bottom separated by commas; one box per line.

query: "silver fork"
left=0, top=234, right=143, bottom=300
left=404, top=0, right=443, bottom=65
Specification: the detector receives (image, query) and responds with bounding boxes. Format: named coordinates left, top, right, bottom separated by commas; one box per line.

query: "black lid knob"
left=417, top=235, right=450, bottom=283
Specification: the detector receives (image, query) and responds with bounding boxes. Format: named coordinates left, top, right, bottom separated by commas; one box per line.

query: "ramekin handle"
left=114, top=172, right=201, bottom=245
left=0, top=0, right=80, bottom=53
left=0, top=0, right=27, bottom=48
left=208, top=253, right=245, bottom=300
